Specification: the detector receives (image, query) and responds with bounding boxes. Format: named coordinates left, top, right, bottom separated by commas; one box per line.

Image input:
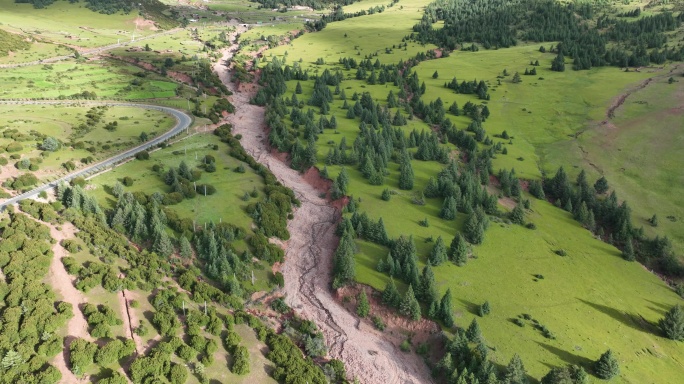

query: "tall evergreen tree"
left=400, top=285, right=421, bottom=321
left=466, top=318, right=482, bottom=342
left=398, top=152, right=414, bottom=190
left=659, top=305, right=684, bottom=341
left=594, top=176, right=609, bottom=194
left=594, top=349, right=619, bottom=380
left=440, top=196, right=458, bottom=220
left=419, top=265, right=438, bottom=306
left=449, top=233, right=468, bottom=266
left=440, top=289, right=454, bottom=327
left=180, top=236, right=192, bottom=259
left=429, top=236, right=448, bottom=266
left=382, top=278, right=401, bottom=308
left=503, top=354, right=529, bottom=384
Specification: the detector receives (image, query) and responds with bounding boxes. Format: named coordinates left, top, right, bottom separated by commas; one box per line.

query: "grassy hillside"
left=253, top=0, right=684, bottom=381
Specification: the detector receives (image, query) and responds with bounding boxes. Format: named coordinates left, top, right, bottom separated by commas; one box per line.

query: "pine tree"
left=419, top=265, right=438, bottom=305
left=659, top=305, right=684, bottom=341
left=504, top=354, right=529, bottom=384
left=398, top=152, right=414, bottom=190
left=622, top=239, right=635, bottom=261
left=466, top=319, right=481, bottom=342
left=464, top=212, right=485, bottom=245
left=479, top=301, right=491, bottom=316
left=153, top=230, right=174, bottom=257
left=440, top=196, right=457, bottom=220
left=594, top=176, right=609, bottom=194
left=440, top=289, right=454, bottom=327
left=180, top=236, right=192, bottom=259
left=594, top=349, right=619, bottom=380
left=357, top=289, right=370, bottom=318
left=510, top=203, right=525, bottom=225
left=449, top=234, right=468, bottom=266
left=382, top=279, right=401, bottom=308
left=428, top=236, right=447, bottom=266
left=337, top=167, right=349, bottom=194
left=400, top=285, right=421, bottom=321
left=333, top=231, right=356, bottom=287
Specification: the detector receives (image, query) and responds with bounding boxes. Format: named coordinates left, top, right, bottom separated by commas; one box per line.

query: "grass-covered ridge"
left=252, top=0, right=684, bottom=381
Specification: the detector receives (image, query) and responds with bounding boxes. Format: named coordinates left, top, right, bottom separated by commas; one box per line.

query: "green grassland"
left=0, top=60, right=181, bottom=99
left=88, top=133, right=263, bottom=230
left=264, top=0, right=435, bottom=66
left=0, top=104, right=173, bottom=181
left=0, top=37, right=73, bottom=65
left=255, top=0, right=684, bottom=381
left=577, top=75, right=684, bottom=261
left=0, top=0, right=160, bottom=49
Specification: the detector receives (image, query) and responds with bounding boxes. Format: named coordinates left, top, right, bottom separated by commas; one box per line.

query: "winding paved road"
left=0, top=101, right=192, bottom=209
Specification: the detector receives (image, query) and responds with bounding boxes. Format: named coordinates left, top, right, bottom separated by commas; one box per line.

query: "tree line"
left=412, top=0, right=684, bottom=69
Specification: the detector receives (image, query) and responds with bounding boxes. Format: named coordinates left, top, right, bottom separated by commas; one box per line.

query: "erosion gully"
left=212, top=25, right=433, bottom=384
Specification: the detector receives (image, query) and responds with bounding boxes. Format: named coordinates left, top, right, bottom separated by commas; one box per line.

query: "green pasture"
left=0, top=60, right=180, bottom=100
left=0, top=40, right=72, bottom=65
left=263, top=0, right=436, bottom=69
left=0, top=0, right=159, bottom=48
left=576, top=75, right=684, bottom=256
left=254, top=0, right=684, bottom=380
left=353, top=194, right=684, bottom=383
left=88, top=133, right=263, bottom=230
left=0, top=104, right=172, bottom=181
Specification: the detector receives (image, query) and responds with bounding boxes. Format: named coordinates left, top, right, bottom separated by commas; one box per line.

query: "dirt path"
left=42, top=220, right=93, bottom=383
left=213, top=32, right=433, bottom=384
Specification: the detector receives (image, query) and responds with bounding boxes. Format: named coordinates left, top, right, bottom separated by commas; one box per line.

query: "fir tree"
left=659, top=305, right=684, bottom=341
left=440, top=196, right=458, bottom=220
left=398, top=152, right=414, bottom=190
left=503, top=354, right=529, bottom=384
left=449, top=234, right=468, bottom=266
left=510, top=203, right=525, bottom=225
left=400, top=285, right=421, bottom=321
left=594, top=349, right=619, bottom=380
left=466, top=318, right=482, bottom=342
left=622, top=239, right=635, bottom=261
left=429, top=236, right=448, bottom=266
left=179, top=236, right=192, bottom=259
left=594, top=176, right=609, bottom=194
left=419, top=265, right=438, bottom=306
left=440, top=289, right=454, bottom=327
left=382, top=279, right=401, bottom=308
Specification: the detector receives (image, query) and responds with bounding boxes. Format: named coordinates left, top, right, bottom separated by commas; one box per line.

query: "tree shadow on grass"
left=536, top=342, right=594, bottom=369
left=578, top=298, right=657, bottom=334
left=457, top=298, right=479, bottom=316
left=644, top=299, right=671, bottom=316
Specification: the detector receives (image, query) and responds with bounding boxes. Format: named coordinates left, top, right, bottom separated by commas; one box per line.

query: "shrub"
left=372, top=316, right=386, bottom=331
left=399, top=339, right=411, bottom=352
left=135, top=151, right=150, bottom=160
left=122, top=176, right=134, bottom=187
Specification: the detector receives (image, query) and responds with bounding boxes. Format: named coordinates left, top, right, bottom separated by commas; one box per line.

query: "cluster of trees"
left=81, top=303, right=123, bottom=339
left=0, top=211, right=71, bottom=384
left=539, top=167, right=683, bottom=277
left=413, top=0, right=684, bottom=69
left=215, top=123, right=297, bottom=240
left=444, top=78, right=490, bottom=100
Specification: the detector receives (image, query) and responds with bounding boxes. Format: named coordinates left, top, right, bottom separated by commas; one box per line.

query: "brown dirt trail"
left=213, top=29, right=433, bottom=384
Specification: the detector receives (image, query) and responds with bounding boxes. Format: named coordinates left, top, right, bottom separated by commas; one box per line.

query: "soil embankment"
left=213, top=28, right=433, bottom=384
